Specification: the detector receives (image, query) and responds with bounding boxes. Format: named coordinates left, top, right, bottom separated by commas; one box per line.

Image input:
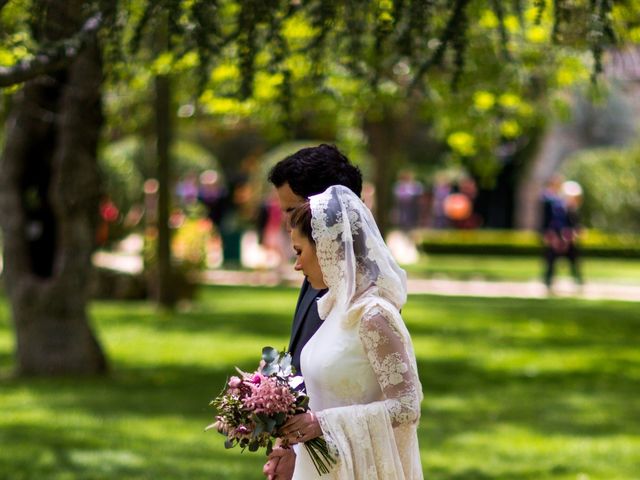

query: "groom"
left=263, top=144, right=362, bottom=480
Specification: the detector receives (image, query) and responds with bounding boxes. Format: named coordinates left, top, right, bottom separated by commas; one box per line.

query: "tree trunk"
left=0, top=0, right=107, bottom=375
left=154, top=73, right=175, bottom=308
left=364, top=106, right=410, bottom=238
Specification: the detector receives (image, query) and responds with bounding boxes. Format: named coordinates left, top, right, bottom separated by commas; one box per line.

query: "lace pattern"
left=310, top=300, right=423, bottom=479
left=309, top=186, right=407, bottom=320
left=294, top=186, right=423, bottom=479
left=316, top=403, right=406, bottom=479
left=359, top=304, right=422, bottom=426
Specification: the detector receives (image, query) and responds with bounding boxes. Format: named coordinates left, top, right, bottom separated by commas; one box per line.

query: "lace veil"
left=309, top=185, right=408, bottom=321
left=299, top=185, right=422, bottom=479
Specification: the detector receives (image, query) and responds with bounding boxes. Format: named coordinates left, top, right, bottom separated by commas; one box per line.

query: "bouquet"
left=206, top=347, right=336, bottom=475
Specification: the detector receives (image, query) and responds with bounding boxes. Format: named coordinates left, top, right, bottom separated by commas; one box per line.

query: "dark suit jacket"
left=288, top=278, right=326, bottom=376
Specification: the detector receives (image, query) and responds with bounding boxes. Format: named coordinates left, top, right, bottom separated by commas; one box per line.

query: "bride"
left=279, top=185, right=423, bottom=479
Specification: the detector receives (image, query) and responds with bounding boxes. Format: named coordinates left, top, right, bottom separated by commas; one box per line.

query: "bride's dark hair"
left=289, top=201, right=313, bottom=244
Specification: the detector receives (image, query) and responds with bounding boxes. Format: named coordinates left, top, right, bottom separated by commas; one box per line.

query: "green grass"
left=404, top=254, right=640, bottom=283
left=1, top=286, right=640, bottom=479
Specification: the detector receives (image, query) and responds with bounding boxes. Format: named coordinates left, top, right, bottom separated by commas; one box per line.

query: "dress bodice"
left=294, top=294, right=424, bottom=480
left=300, top=303, right=382, bottom=411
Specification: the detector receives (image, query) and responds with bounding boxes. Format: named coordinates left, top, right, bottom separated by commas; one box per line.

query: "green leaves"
left=260, top=346, right=292, bottom=377
left=296, top=395, right=309, bottom=411
left=2, top=0, right=633, bottom=191
left=261, top=346, right=279, bottom=364
left=252, top=412, right=278, bottom=437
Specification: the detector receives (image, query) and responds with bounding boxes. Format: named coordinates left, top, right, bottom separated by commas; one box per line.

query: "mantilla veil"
left=294, top=185, right=423, bottom=479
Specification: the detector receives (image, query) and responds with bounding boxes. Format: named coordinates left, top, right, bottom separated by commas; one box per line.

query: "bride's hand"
left=281, top=412, right=322, bottom=444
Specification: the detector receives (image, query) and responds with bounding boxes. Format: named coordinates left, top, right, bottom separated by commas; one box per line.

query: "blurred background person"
left=255, top=189, right=291, bottom=273
left=175, top=171, right=200, bottom=208
left=431, top=173, right=452, bottom=229
left=198, top=169, right=227, bottom=232
left=392, top=170, right=424, bottom=231
left=540, top=175, right=583, bottom=291
left=561, top=180, right=584, bottom=286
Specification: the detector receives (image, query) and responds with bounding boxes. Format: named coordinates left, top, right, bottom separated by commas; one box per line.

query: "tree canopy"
left=0, top=0, right=638, bottom=375
left=2, top=1, right=636, bottom=150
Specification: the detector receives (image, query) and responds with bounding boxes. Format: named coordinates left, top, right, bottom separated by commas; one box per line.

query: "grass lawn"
left=1, top=286, right=639, bottom=479
left=404, top=254, right=640, bottom=283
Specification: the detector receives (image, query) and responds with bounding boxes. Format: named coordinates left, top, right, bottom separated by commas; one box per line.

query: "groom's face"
left=275, top=182, right=306, bottom=230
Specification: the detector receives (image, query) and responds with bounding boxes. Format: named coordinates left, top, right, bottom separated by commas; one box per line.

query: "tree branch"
left=409, top=0, right=470, bottom=93
left=0, top=12, right=102, bottom=88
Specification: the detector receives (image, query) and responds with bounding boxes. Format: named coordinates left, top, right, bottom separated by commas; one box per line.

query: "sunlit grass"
left=1, top=286, right=639, bottom=479
left=404, top=254, right=640, bottom=283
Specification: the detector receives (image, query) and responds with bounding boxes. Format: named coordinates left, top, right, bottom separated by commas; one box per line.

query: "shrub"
left=562, top=144, right=640, bottom=233
left=144, top=217, right=216, bottom=300
left=415, top=229, right=640, bottom=258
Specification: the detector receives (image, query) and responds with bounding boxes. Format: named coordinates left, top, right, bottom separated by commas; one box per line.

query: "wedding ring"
left=296, top=430, right=303, bottom=439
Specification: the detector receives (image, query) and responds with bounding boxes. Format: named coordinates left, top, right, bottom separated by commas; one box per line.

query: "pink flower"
left=236, top=425, right=251, bottom=435
left=228, top=376, right=242, bottom=388
left=242, top=376, right=296, bottom=416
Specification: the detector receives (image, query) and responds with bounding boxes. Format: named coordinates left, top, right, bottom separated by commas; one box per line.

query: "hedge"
left=414, top=229, right=640, bottom=258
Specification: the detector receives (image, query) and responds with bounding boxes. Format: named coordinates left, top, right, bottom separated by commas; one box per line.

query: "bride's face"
left=291, top=227, right=327, bottom=290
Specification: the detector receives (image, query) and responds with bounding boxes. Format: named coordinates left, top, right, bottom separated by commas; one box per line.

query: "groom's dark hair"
left=268, top=144, right=363, bottom=198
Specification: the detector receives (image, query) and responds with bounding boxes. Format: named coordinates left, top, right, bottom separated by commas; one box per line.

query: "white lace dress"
left=290, top=185, right=423, bottom=479
left=293, top=294, right=423, bottom=479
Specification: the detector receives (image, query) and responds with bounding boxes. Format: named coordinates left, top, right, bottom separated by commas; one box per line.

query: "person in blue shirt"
left=540, top=175, right=583, bottom=290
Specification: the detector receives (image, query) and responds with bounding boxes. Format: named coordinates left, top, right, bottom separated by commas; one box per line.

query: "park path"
left=91, top=248, right=640, bottom=302
left=199, top=269, right=640, bottom=302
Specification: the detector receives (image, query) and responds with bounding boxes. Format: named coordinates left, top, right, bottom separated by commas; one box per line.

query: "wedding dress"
left=293, top=185, right=423, bottom=479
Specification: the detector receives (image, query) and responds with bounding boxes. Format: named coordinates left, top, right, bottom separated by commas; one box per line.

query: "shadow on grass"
left=418, top=357, right=640, bottom=438
left=3, top=352, right=637, bottom=445
left=405, top=296, right=640, bottom=347
left=91, top=285, right=299, bottom=337
left=3, top=365, right=233, bottom=418
left=100, top=310, right=295, bottom=338
left=426, top=465, right=580, bottom=480
left=0, top=365, right=270, bottom=479
left=0, top=421, right=266, bottom=480
left=2, top=287, right=640, bottom=479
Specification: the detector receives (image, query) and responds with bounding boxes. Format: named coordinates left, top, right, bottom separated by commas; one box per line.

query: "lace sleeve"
left=358, top=306, right=422, bottom=426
